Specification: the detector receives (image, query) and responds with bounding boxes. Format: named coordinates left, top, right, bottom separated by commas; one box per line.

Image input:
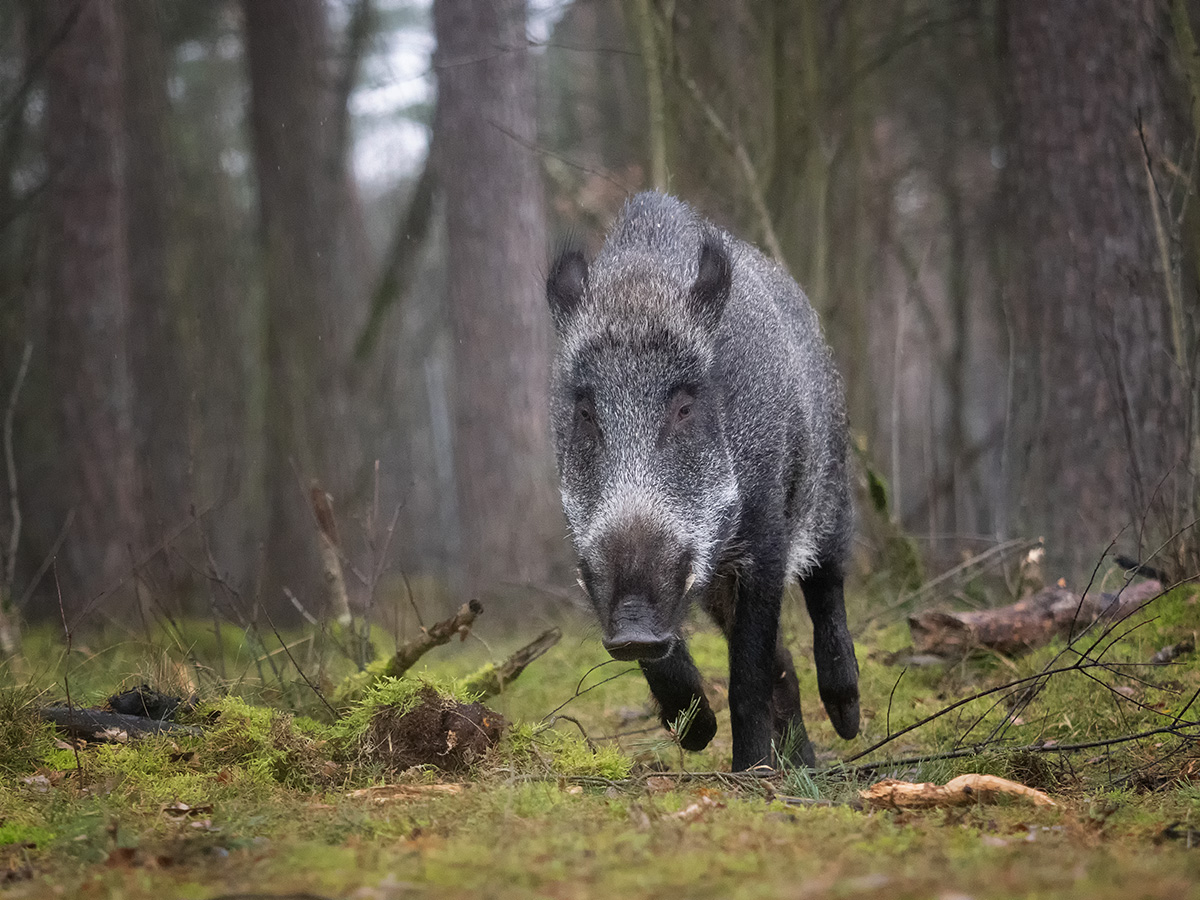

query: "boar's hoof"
left=823, top=692, right=860, bottom=741
left=674, top=705, right=717, bottom=752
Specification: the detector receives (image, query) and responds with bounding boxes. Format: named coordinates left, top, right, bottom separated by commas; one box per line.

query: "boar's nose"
left=603, top=630, right=671, bottom=661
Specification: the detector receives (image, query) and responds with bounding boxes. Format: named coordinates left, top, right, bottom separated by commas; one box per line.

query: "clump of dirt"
left=361, top=685, right=505, bottom=773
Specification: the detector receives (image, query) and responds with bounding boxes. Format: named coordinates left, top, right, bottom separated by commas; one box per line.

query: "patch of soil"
left=362, top=686, right=505, bottom=772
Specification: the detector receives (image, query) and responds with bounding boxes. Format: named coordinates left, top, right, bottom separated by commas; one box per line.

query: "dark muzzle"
left=603, top=630, right=672, bottom=661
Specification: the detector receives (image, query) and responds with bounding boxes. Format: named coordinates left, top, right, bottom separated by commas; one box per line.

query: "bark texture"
left=120, top=0, right=188, bottom=535
left=44, top=0, right=141, bottom=608
left=244, top=0, right=345, bottom=611
left=1005, top=0, right=1180, bottom=574
left=433, top=0, right=563, bottom=600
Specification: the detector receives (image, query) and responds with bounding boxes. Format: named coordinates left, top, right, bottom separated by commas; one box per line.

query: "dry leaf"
left=859, top=774, right=1057, bottom=810
left=645, top=776, right=675, bottom=794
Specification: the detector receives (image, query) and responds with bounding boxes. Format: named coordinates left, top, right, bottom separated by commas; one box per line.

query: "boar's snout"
left=586, top=515, right=692, bottom=662
left=603, top=598, right=673, bottom=660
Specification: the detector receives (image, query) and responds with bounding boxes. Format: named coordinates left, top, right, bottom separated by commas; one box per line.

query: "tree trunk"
left=44, top=0, right=141, bottom=612
left=433, top=0, right=563, bottom=604
left=1005, top=0, right=1180, bottom=576
left=119, top=0, right=190, bottom=584
left=243, top=0, right=345, bottom=616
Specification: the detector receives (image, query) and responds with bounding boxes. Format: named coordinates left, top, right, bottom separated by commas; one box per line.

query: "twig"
left=487, top=118, right=635, bottom=195
left=261, top=605, right=338, bottom=720
left=664, top=41, right=784, bottom=261
left=69, top=503, right=216, bottom=628
left=543, top=661, right=639, bottom=722
left=54, top=566, right=82, bottom=779
left=843, top=659, right=1200, bottom=765
left=283, top=587, right=320, bottom=627
left=886, top=667, right=907, bottom=736
left=546, top=714, right=596, bottom=752
left=839, top=724, right=1200, bottom=775
left=0, top=0, right=86, bottom=125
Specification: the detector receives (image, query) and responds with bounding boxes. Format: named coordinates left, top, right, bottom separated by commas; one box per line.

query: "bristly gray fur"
left=549, top=192, right=850, bottom=597
left=546, top=192, right=858, bottom=767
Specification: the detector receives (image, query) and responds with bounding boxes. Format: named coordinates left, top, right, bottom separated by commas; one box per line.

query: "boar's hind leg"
left=640, top=642, right=718, bottom=752
left=800, top=561, right=860, bottom=740
left=773, top=642, right=816, bottom=768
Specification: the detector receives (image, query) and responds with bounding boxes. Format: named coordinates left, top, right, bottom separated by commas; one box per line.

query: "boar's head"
left=547, top=234, right=740, bottom=661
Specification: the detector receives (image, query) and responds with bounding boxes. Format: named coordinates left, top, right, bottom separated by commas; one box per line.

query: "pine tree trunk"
left=44, top=0, right=141, bottom=611
left=433, top=0, right=563, bottom=605
left=120, top=0, right=190, bottom=563
left=1005, top=0, right=1180, bottom=575
left=243, top=0, right=345, bottom=615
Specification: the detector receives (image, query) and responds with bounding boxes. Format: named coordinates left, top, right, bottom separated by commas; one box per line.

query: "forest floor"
left=1, top=576, right=1199, bottom=899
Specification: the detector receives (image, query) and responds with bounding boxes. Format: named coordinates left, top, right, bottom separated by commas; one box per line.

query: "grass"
left=0, top=578, right=1198, bottom=898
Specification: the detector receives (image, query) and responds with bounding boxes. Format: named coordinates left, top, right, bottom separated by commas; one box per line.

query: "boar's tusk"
left=683, top=573, right=696, bottom=594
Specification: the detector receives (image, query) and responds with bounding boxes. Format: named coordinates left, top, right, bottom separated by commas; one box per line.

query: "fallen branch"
left=908, top=580, right=1164, bottom=657
left=41, top=706, right=200, bottom=741
left=462, top=627, right=562, bottom=698
left=383, top=599, right=483, bottom=679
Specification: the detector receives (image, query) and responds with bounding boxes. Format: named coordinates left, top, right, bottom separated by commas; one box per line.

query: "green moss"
left=331, top=674, right=481, bottom=745
left=185, top=695, right=334, bottom=789
left=0, top=821, right=55, bottom=847
left=459, top=662, right=498, bottom=697
left=502, top=722, right=632, bottom=778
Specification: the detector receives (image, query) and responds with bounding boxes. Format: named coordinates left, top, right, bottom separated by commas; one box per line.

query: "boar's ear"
left=687, top=233, right=731, bottom=334
left=547, top=249, right=588, bottom=332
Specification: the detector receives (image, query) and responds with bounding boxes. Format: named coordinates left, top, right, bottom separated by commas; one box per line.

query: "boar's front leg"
left=727, top=553, right=787, bottom=771
left=639, top=641, right=718, bottom=751
left=800, top=559, right=860, bottom=740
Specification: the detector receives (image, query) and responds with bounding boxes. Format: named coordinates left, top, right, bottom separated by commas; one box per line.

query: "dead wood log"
left=383, top=599, right=483, bottom=679
left=462, top=626, right=563, bottom=698
left=908, top=580, right=1164, bottom=657
left=41, top=706, right=200, bottom=741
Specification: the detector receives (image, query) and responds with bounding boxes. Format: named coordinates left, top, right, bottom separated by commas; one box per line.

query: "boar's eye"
left=666, top=389, right=698, bottom=433
left=574, top=398, right=600, bottom=441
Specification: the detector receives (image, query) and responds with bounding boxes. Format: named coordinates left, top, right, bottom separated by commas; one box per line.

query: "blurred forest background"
left=0, top=0, right=1198, bottom=646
